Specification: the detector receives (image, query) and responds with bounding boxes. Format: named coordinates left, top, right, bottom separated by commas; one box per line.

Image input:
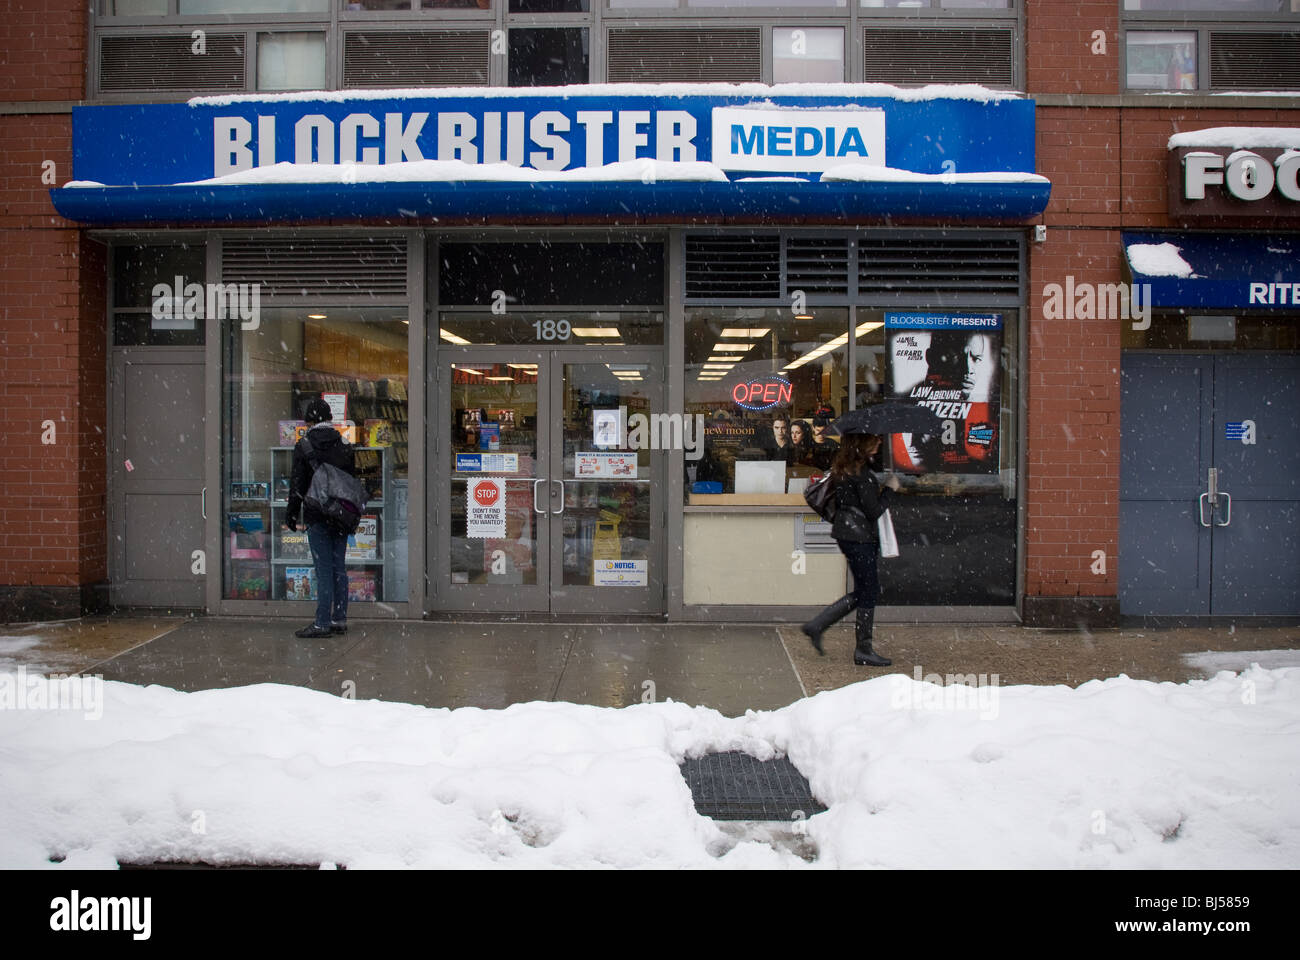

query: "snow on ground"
left=1183, top=650, right=1300, bottom=673
left=0, top=636, right=48, bottom=672
left=1, top=667, right=1297, bottom=870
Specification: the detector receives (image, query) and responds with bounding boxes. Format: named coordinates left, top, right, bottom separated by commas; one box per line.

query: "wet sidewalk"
left=2, top=615, right=1298, bottom=716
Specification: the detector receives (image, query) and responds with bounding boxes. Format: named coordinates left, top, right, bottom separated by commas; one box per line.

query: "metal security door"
left=1208, top=355, right=1300, bottom=615
left=1120, top=355, right=1213, bottom=614
left=1120, top=353, right=1300, bottom=616
left=109, top=348, right=207, bottom=607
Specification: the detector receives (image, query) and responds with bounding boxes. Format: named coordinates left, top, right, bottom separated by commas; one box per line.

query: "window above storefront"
left=1122, top=2, right=1300, bottom=92
left=90, top=0, right=1024, bottom=94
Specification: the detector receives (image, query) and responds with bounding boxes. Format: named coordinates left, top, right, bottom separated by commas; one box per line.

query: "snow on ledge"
left=1127, top=242, right=1196, bottom=278
left=821, top=164, right=1049, bottom=184
left=188, top=82, right=1026, bottom=108
left=1167, top=127, right=1300, bottom=150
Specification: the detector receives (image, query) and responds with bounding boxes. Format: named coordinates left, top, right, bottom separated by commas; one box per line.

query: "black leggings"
left=837, top=539, right=880, bottom=609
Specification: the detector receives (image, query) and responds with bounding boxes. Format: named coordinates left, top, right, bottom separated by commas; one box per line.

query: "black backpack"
left=300, top=435, right=368, bottom=535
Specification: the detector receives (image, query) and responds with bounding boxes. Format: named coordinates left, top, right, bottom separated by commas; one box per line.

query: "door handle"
left=551, top=479, right=565, bottom=515
left=201, top=486, right=207, bottom=520
left=1215, top=492, right=1231, bottom=527
left=532, top=478, right=546, bottom=514
left=1198, top=492, right=1212, bottom=528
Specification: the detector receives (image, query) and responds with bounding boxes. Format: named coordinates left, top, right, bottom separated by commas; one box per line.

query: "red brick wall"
left=0, top=0, right=96, bottom=607
left=1027, top=104, right=1300, bottom=608
left=1026, top=0, right=1119, bottom=96
left=0, top=0, right=85, bottom=102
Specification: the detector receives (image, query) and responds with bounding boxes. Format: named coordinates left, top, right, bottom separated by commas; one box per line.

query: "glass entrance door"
left=437, top=349, right=663, bottom=614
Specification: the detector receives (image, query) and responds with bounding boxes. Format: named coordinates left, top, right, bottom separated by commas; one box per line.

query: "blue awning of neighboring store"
left=49, top=177, right=1052, bottom=225
left=1122, top=231, right=1300, bottom=310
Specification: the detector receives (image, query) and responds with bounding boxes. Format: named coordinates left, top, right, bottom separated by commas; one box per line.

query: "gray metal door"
left=1210, top=355, right=1300, bottom=615
left=1120, top=353, right=1300, bottom=615
left=110, top=348, right=207, bottom=607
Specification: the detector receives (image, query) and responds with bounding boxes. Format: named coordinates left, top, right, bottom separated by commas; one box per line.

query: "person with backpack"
left=285, top=398, right=358, bottom=639
left=801, top=433, right=902, bottom=666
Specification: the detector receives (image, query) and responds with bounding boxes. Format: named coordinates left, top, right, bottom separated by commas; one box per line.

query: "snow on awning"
left=1122, top=231, right=1300, bottom=310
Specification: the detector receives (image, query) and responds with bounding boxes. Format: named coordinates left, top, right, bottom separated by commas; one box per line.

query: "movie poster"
left=885, top=312, right=1001, bottom=474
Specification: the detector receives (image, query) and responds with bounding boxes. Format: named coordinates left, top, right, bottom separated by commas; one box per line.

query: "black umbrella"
left=830, top=402, right=943, bottom=436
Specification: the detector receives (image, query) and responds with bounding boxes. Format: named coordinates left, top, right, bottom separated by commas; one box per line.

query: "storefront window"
left=181, top=0, right=330, bottom=11
left=509, top=28, right=589, bottom=86
left=773, top=27, right=844, bottom=83
left=112, top=244, right=207, bottom=347
left=1123, top=313, right=1299, bottom=350
left=685, top=307, right=850, bottom=502
left=859, top=308, right=1018, bottom=605
left=1125, top=31, right=1198, bottom=90
left=223, top=307, right=410, bottom=604
left=257, top=32, right=328, bottom=91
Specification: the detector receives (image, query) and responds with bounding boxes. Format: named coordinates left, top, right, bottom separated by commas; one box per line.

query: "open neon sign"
left=732, top=376, right=793, bottom=411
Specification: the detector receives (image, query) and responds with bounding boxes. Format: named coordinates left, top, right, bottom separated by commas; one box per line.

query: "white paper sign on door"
left=576, top=451, right=638, bottom=479
left=466, top=477, right=506, bottom=538
left=593, top=558, right=647, bottom=587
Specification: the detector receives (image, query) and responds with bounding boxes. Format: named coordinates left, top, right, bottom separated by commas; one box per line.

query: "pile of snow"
left=1127, top=241, right=1197, bottom=278
left=1168, top=127, right=1300, bottom=150
left=2, top=666, right=1296, bottom=869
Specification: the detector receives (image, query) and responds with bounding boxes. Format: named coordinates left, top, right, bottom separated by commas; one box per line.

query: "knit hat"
left=303, top=398, right=333, bottom=424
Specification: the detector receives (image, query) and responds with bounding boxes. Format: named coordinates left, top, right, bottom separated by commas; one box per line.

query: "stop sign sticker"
left=466, top=478, right=506, bottom=538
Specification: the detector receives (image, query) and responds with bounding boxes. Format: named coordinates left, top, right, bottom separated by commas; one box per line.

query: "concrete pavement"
left=3, top=614, right=1298, bottom=715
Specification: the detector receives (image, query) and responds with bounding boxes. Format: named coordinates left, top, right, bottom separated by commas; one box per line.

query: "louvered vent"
left=858, top=238, right=1020, bottom=296
left=344, top=30, right=490, bottom=88
left=608, top=28, right=761, bottom=83
left=862, top=28, right=1013, bottom=86
left=100, top=34, right=245, bottom=93
left=222, top=238, right=408, bottom=297
left=684, top=235, right=780, bottom=300
left=1210, top=32, right=1300, bottom=90
left=785, top=237, right=850, bottom=296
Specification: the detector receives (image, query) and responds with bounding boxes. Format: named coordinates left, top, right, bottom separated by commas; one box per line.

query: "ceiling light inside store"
left=855, top=321, right=885, bottom=335
left=484, top=376, right=513, bottom=382
left=508, top=363, right=538, bottom=369
left=711, top=343, right=754, bottom=353
left=711, top=355, right=752, bottom=363
left=308, top=314, right=327, bottom=320
left=441, top=329, right=471, bottom=345
left=783, top=332, right=849, bottom=371
left=721, top=328, right=770, bottom=338
left=455, top=366, right=484, bottom=376
left=573, top=328, right=621, bottom=337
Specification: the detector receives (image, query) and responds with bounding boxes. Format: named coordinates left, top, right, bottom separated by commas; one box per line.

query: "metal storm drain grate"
left=680, top=751, right=826, bottom=821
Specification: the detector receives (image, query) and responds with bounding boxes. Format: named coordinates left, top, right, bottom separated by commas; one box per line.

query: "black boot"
left=853, top=608, right=891, bottom=666
left=801, top=593, right=856, bottom=656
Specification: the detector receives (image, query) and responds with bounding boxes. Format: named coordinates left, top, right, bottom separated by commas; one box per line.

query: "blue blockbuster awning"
left=48, top=88, right=1051, bottom=225
left=1122, top=231, right=1300, bottom=310
left=49, top=177, right=1051, bottom=225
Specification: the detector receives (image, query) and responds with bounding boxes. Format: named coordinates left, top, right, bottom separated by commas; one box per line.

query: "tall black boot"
left=801, top=593, right=856, bottom=656
left=853, top=607, right=891, bottom=667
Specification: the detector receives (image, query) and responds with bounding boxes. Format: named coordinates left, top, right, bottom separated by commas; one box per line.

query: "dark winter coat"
left=286, top=424, right=357, bottom=528
left=830, top=469, right=893, bottom=543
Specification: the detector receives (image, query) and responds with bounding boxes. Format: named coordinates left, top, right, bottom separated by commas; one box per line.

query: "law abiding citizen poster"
left=885, top=312, right=1001, bottom=474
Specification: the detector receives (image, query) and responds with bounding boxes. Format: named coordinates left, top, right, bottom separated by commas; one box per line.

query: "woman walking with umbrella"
left=801, top=402, right=937, bottom=666
left=801, top=433, right=899, bottom=665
